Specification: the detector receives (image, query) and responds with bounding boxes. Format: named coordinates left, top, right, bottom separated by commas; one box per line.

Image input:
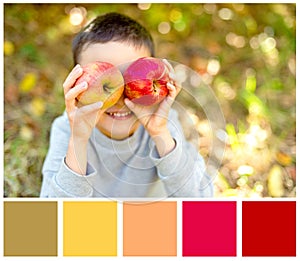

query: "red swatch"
left=182, top=201, right=236, bottom=256
left=242, top=201, right=296, bottom=256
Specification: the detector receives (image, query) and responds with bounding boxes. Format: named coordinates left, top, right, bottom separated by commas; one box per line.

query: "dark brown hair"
left=72, top=12, right=155, bottom=65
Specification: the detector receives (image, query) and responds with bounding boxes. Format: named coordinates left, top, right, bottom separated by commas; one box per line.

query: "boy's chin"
left=97, top=121, right=140, bottom=140
left=104, top=129, right=137, bottom=140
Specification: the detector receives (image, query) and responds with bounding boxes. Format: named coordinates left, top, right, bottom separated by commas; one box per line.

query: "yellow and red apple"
left=75, top=61, right=124, bottom=109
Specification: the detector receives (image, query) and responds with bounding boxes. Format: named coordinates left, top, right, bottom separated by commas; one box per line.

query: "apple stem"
left=153, top=81, right=157, bottom=92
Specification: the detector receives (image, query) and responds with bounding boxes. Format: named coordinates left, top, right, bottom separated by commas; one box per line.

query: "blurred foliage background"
left=4, top=3, right=296, bottom=197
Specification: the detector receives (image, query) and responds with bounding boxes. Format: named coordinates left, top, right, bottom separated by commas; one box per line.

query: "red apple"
left=123, top=57, right=169, bottom=106
left=75, top=61, right=124, bottom=109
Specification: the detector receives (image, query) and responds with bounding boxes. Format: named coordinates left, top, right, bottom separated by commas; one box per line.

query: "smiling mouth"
left=106, top=111, right=133, bottom=119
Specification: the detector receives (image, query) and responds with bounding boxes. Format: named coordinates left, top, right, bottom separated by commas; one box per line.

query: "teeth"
left=108, top=111, right=131, bottom=117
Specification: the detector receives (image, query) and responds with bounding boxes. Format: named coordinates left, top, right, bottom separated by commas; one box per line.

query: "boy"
left=40, top=12, right=213, bottom=198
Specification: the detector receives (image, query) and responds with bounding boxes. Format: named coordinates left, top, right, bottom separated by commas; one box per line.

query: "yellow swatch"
left=63, top=201, right=117, bottom=256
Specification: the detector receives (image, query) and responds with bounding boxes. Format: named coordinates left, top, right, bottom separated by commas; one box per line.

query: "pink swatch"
left=182, top=201, right=236, bottom=256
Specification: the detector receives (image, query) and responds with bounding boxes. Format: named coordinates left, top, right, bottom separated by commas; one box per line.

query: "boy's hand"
left=63, top=64, right=105, bottom=174
left=63, top=64, right=105, bottom=141
left=125, top=59, right=181, bottom=157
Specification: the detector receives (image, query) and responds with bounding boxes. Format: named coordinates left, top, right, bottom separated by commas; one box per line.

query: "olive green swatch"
left=4, top=201, right=57, bottom=256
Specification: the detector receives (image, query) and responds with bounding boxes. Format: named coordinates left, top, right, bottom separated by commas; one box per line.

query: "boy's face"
left=79, top=41, right=151, bottom=140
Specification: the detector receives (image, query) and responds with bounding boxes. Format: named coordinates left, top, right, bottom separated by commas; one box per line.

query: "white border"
left=1, top=1, right=298, bottom=261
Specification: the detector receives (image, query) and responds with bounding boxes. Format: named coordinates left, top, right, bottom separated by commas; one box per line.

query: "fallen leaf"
left=19, top=125, right=34, bottom=141
left=276, top=151, right=292, bottom=166
left=4, top=40, right=15, bottom=56
left=30, top=97, right=46, bottom=117
left=267, top=164, right=285, bottom=197
left=222, top=188, right=239, bottom=197
left=19, top=73, right=37, bottom=93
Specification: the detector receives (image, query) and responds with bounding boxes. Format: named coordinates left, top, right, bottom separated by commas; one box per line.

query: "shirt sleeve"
left=48, top=158, right=96, bottom=197
left=40, top=113, right=96, bottom=198
left=149, top=109, right=214, bottom=197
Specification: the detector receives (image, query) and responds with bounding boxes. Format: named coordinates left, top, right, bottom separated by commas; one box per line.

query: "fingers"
left=161, top=70, right=180, bottom=115
left=71, top=101, right=104, bottom=127
left=167, top=82, right=177, bottom=98
left=63, top=65, right=89, bottom=111
left=78, top=101, right=104, bottom=114
left=65, top=81, right=87, bottom=103
left=162, top=58, right=176, bottom=83
left=162, top=58, right=175, bottom=74
left=63, top=64, right=83, bottom=95
left=166, top=74, right=181, bottom=104
left=124, top=98, right=156, bottom=124
left=70, top=101, right=104, bottom=139
left=124, top=98, right=147, bottom=125
left=162, top=58, right=182, bottom=94
left=160, top=84, right=176, bottom=113
left=124, top=98, right=135, bottom=111
left=124, top=98, right=148, bottom=117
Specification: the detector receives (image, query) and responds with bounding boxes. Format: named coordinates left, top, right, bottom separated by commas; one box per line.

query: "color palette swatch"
left=63, top=201, right=117, bottom=256
left=242, top=201, right=296, bottom=256
left=4, top=201, right=57, bottom=256
left=123, top=201, right=177, bottom=256
left=2, top=200, right=297, bottom=258
left=182, top=201, right=236, bottom=256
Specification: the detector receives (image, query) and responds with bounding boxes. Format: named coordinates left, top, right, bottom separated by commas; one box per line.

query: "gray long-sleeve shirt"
left=40, top=109, right=213, bottom=198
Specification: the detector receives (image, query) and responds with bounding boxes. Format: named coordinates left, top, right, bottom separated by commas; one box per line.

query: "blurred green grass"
left=4, top=3, right=296, bottom=197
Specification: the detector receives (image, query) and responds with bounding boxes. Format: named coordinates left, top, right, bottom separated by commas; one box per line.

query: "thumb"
left=124, top=98, right=136, bottom=111
left=79, top=101, right=104, bottom=114
left=89, top=100, right=104, bottom=109
left=124, top=98, right=147, bottom=120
